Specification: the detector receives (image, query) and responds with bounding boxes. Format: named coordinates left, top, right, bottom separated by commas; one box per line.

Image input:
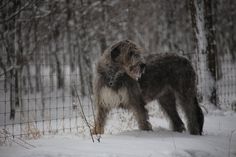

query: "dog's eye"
left=134, top=54, right=139, bottom=59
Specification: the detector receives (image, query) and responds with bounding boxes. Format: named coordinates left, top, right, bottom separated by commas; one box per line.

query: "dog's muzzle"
left=129, top=63, right=146, bottom=80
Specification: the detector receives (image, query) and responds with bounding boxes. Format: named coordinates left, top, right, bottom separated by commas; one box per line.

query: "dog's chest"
left=100, top=86, right=129, bottom=108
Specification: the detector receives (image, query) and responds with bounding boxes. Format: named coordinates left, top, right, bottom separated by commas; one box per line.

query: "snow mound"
left=0, top=112, right=236, bottom=157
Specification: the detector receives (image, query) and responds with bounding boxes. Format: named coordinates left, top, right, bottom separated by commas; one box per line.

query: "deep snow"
left=1, top=110, right=236, bottom=157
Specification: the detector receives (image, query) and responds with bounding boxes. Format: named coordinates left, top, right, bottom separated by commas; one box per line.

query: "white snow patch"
left=1, top=111, right=236, bottom=157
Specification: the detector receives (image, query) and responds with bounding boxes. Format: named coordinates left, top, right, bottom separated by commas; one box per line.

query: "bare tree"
left=189, top=0, right=218, bottom=106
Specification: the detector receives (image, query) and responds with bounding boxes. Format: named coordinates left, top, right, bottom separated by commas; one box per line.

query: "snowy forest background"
left=0, top=0, right=236, bottom=137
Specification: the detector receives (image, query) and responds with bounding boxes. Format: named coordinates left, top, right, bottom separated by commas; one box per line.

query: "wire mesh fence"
left=0, top=51, right=95, bottom=140
left=217, top=54, right=236, bottom=109
left=1, top=0, right=236, bottom=141
left=1, top=51, right=236, bottom=140
left=196, top=53, right=236, bottom=109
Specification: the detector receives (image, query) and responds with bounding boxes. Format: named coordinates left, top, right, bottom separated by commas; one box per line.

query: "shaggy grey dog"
left=93, top=40, right=152, bottom=134
left=93, top=40, right=204, bottom=135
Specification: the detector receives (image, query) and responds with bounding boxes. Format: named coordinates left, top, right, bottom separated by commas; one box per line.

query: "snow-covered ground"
left=1, top=109, right=236, bottom=157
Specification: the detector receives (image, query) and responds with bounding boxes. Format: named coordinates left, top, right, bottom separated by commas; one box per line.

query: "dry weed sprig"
left=0, top=129, right=36, bottom=149
left=73, top=85, right=100, bottom=142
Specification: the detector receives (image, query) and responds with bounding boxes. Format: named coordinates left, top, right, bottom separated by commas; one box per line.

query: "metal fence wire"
left=0, top=51, right=236, bottom=139
left=1, top=0, right=236, bottom=141
left=0, top=50, right=95, bottom=139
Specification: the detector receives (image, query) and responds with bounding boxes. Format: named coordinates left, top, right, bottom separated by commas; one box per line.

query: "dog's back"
left=139, top=53, right=196, bottom=101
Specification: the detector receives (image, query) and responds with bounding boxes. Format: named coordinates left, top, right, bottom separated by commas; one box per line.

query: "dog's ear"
left=111, top=46, right=120, bottom=61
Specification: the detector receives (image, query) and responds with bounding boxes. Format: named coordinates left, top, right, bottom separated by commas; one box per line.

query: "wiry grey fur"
left=139, top=53, right=204, bottom=135
left=93, top=40, right=152, bottom=134
left=93, top=40, right=204, bottom=135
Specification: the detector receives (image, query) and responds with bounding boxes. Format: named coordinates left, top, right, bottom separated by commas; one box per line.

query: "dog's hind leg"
left=176, top=91, right=203, bottom=135
left=158, top=91, right=186, bottom=133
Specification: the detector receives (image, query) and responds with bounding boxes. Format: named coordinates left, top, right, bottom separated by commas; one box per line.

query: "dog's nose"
left=109, top=81, right=113, bottom=86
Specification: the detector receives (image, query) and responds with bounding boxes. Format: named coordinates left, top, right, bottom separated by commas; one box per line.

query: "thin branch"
left=0, top=130, right=35, bottom=149
left=0, top=57, right=7, bottom=76
left=88, top=84, right=96, bottom=124
left=0, top=0, right=11, bottom=10
left=85, top=87, right=100, bottom=143
left=0, top=0, right=38, bottom=24
left=2, top=129, right=36, bottom=148
left=0, top=65, right=21, bottom=77
left=73, top=85, right=95, bottom=143
left=200, top=105, right=209, bottom=114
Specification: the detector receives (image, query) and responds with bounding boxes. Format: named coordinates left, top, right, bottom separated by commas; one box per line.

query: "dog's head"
left=109, top=40, right=145, bottom=80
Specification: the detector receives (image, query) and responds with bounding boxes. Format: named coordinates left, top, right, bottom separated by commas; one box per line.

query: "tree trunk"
left=189, top=0, right=218, bottom=106
left=229, top=0, right=236, bottom=61
left=99, top=0, right=107, bottom=54
left=66, top=0, right=75, bottom=71
left=204, top=0, right=218, bottom=106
